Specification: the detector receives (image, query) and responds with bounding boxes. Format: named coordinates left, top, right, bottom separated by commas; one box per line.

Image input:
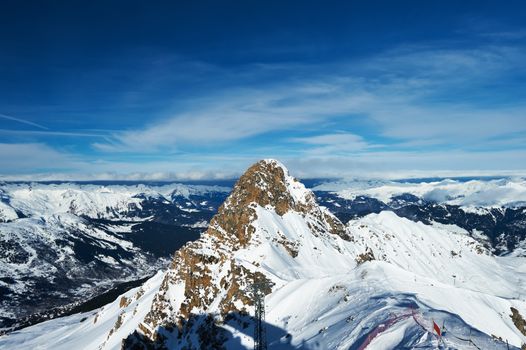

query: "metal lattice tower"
left=253, top=282, right=267, bottom=350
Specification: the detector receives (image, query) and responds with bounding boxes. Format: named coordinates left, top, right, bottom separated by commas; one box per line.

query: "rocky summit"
left=124, top=159, right=350, bottom=348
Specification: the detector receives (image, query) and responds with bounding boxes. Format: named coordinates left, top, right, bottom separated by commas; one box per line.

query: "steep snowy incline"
left=0, top=271, right=165, bottom=350
left=0, top=201, right=17, bottom=222
left=346, top=212, right=526, bottom=347
left=348, top=211, right=521, bottom=297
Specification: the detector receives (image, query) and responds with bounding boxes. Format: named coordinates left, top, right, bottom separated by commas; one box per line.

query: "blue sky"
left=1, top=0, right=526, bottom=180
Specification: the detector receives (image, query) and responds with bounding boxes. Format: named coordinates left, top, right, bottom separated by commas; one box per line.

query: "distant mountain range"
left=0, top=182, right=229, bottom=332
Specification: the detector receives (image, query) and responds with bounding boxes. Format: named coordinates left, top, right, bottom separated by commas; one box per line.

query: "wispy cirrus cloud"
left=91, top=43, right=526, bottom=159
left=0, top=129, right=112, bottom=138
left=0, top=113, right=49, bottom=130
left=290, top=132, right=373, bottom=155
left=92, top=102, right=312, bottom=152
left=91, top=83, right=372, bottom=153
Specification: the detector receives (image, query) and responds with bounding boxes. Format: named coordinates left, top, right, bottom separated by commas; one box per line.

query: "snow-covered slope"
left=0, top=182, right=229, bottom=332
left=0, top=201, right=17, bottom=222
left=0, top=182, right=228, bottom=220
left=314, top=179, right=526, bottom=255
left=0, top=271, right=165, bottom=350
left=1, top=160, right=525, bottom=349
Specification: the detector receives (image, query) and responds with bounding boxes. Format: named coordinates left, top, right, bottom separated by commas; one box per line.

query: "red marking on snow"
left=433, top=320, right=441, bottom=337
left=357, top=309, right=447, bottom=349
left=411, top=309, right=442, bottom=340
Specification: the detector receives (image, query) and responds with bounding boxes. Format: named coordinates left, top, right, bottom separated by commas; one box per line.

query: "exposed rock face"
left=207, top=159, right=346, bottom=246
left=511, top=307, right=526, bottom=337
left=124, top=159, right=347, bottom=349
left=355, top=246, right=375, bottom=264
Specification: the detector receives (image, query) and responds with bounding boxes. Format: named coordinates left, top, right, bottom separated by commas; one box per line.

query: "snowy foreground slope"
left=1, top=160, right=526, bottom=349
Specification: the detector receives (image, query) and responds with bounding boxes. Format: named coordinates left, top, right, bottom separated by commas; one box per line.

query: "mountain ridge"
left=1, top=159, right=526, bottom=349
left=127, top=159, right=351, bottom=347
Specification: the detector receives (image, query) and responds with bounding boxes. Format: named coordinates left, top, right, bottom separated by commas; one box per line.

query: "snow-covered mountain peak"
left=224, top=159, right=315, bottom=214
left=120, top=160, right=351, bottom=347
left=205, top=159, right=346, bottom=247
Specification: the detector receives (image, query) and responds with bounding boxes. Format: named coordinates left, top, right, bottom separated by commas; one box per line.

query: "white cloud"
left=0, top=146, right=244, bottom=181
left=93, top=107, right=308, bottom=152
left=290, top=132, right=372, bottom=155
left=0, top=143, right=80, bottom=173
left=281, top=149, right=526, bottom=179
left=0, top=169, right=236, bottom=182
left=92, top=44, right=526, bottom=155
left=292, top=133, right=367, bottom=145
left=1, top=144, right=525, bottom=181
left=92, top=86, right=370, bottom=153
